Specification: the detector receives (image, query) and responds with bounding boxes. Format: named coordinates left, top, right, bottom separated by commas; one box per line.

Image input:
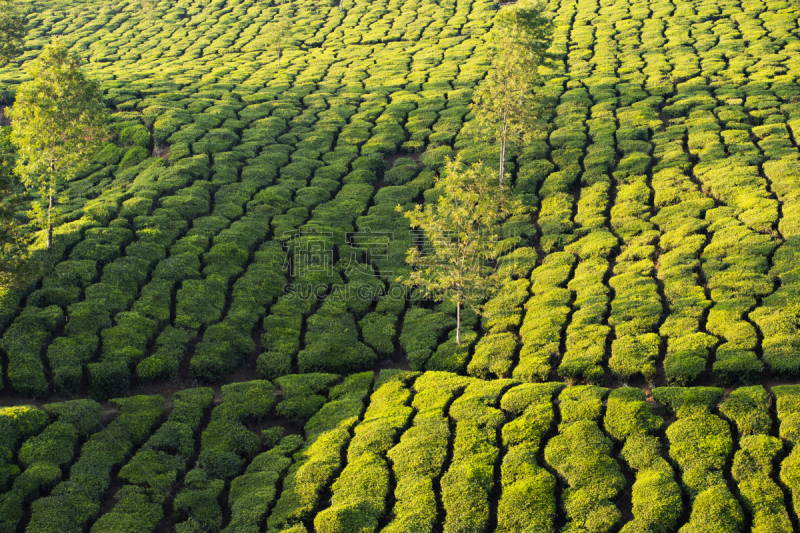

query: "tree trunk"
left=46, top=190, right=53, bottom=249
left=499, top=113, right=508, bottom=187
left=278, top=49, right=281, bottom=67
left=456, top=300, right=461, bottom=345
left=499, top=136, right=506, bottom=187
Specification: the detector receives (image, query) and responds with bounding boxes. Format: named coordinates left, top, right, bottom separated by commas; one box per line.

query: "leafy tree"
left=9, top=39, right=108, bottom=249
left=0, top=0, right=26, bottom=63
left=139, top=0, right=158, bottom=21
left=471, top=0, right=553, bottom=186
left=397, top=159, right=522, bottom=344
left=262, top=18, right=292, bottom=68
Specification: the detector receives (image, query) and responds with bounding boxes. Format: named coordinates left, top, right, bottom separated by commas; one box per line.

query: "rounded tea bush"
left=384, top=157, right=420, bottom=185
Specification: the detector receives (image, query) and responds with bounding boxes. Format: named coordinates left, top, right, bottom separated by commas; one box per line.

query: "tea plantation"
left=2, top=0, right=800, bottom=530
left=4, top=373, right=800, bottom=532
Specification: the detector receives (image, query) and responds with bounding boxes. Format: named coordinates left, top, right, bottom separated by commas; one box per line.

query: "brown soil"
left=0, top=106, right=9, bottom=127
left=152, top=144, right=169, bottom=159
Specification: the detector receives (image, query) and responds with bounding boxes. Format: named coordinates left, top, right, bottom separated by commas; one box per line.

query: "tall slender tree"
left=263, top=18, right=292, bottom=68
left=0, top=0, right=26, bottom=63
left=9, top=39, right=108, bottom=249
left=471, top=0, right=553, bottom=186
left=397, top=159, right=523, bottom=344
left=139, top=0, right=158, bottom=21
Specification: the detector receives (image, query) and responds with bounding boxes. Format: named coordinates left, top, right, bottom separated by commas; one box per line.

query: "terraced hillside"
left=2, top=0, right=800, bottom=529
left=2, top=372, right=800, bottom=533
left=0, top=0, right=499, bottom=398
left=1, top=0, right=800, bottom=400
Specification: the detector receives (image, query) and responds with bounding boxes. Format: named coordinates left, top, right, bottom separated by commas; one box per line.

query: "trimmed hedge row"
left=719, top=385, right=772, bottom=437
left=774, top=385, right=800, bottom=522
left=650, top=129, right=716, bottom=385
left=468, top=331, right=518, bottom=380
left=26, top=395, right=166, bottom=533
left=757, top=117, right=800, bottom=374
left=441, top=379, right=518, bottom=533
left=41, top=157, right=206, bottom=397
left=496, top=382, right=562, bottom=533
left=468, top=278, right=530, bottom=379
left=136, top=325, right=192, bottom=383
left=482, top=277, right=532, bottom=335
left=258, top=300, right=304, bottom=380
left=605, top=116, right=663, bottom=384
left=224, top=433, right=304, bottom=533
left=426, top=318, right=478, bottom=373
left=315, top=452, right=389, bottom=532
left=558, top=248, right=613, bottom=383
left=732, top=435, right=793, bottom=533
left=191, top=242, right=286, bottom=382
left=544, top=386, right=624, bottom=532
left=536, top=91, right=582, bottom=253
left=605, top=388, right=662, bottom=442
left=173, top=381, right=276, bottom=531
left=12, top=376, right=800, bottom=530
left=701, top=211, right=775, bottom=385
left=0, top=306, right=63, bottom=396
left=267, top=372, right=373, bottom=532
left=346, top=370, right=417, bottom=460
left=606, top=388, right=681, bottom=533
left=6, top=0, right=800, bottom=439
left=314, top=377, right=414, bottom=533
left=92, top=128, right=306, bottom=391
left=355, top=167, right=435, bottom=373
left=399, top=307, right=456, bottom=371
left=31, top=259, right=97, bottom=395
left=382, top=372, right=471, bottom=533
left=0, top=406, right=49, bottom=497
left=91, top=388, right=214, bottom=533
left=275, top=373, right=341, bottom=424
left=654, top=386, right=743, bottom=533
left=0, top=404, right=50, bottom=458
left=676, top=80, right=784, bottom=383
left=0, top=400, right=102, bottom=533
left=690, top=107, right=778, bottom=234
left=1, top=0, right=503, bottom=397
left=516, top=252, right=575, bottom=382
left=298, top=300, right=378, bottom=375
left=573, top=94, right=613, bottom=234
left=72, top=163, right=212, bottom=399
left=752, top=227, right=800, bottom=376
